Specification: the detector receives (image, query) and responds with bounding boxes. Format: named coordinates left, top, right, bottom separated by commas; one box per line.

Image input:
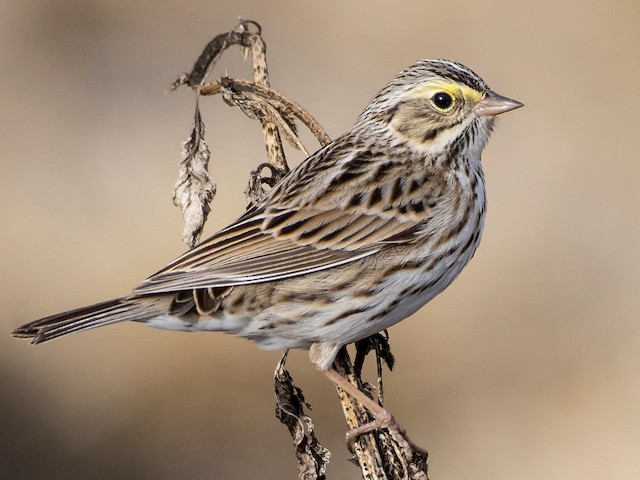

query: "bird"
left=13, top=58, right=522, bottom=452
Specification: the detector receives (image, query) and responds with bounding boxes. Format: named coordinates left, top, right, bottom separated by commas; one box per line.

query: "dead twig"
left=200, top=78, right=331, bottom=151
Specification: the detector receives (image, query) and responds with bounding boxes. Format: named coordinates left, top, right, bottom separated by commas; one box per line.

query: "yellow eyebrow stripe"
left=408, top=81, right=484, bottom=103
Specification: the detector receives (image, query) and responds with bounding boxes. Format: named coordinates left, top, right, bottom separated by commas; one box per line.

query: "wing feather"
left=134, top=142, right=441, bottom=296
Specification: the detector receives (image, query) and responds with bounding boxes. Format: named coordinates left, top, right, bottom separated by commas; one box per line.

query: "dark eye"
left=431, top=92, right=453, bottom=110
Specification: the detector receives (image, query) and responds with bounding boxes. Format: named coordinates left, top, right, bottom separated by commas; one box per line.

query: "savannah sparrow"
left=13, top=59, right=522, bottom=449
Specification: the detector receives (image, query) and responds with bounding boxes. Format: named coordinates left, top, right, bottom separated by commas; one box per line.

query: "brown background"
left=2, top=1, right=639, bottom=479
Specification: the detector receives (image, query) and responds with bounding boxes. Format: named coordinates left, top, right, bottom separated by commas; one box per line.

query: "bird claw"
left=345, top=411, right=428, bottom=460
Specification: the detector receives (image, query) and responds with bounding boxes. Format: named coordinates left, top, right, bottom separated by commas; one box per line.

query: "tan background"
left=2, top=1, right=639, bottom=479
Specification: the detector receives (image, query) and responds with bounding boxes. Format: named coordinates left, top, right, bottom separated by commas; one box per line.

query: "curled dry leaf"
left=173, top=102, right=216, bottom=248
left=275, top=351, right=331, bottom=480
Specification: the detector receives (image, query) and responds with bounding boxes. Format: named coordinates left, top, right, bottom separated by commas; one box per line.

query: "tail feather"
left=12, top=297, right=157, bottom=344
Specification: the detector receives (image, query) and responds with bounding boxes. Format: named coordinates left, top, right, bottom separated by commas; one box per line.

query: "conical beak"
left=476, top=91, right=524, bottom=117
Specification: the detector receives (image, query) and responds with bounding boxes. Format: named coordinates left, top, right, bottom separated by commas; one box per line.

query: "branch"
left=336, top=337, right=430, bottom=479
left=200, top=78, right=332, bottom=151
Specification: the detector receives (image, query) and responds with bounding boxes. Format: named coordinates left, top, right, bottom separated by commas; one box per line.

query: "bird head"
left=359, top=59, right=523, bottom=157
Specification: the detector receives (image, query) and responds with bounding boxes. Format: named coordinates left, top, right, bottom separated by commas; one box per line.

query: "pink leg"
left=321, top=367, right=427, bottom=457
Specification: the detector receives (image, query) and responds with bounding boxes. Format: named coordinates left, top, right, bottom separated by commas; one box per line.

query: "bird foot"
left=319, top=366, right=427, bottom=459
left=345, top=408, right=428, bottom=460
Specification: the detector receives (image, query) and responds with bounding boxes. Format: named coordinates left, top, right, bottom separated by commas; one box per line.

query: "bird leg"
left=321, top=367, right=427, bottom=458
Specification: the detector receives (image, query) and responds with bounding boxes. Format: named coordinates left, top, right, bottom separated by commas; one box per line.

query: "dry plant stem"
left=217, top=76, right=311, bottom=158
left=342, top=346, right=432, bottom=479
left=353, top=332, right=396, bottom=407
left=333, top=351, right=390, bottom=480
left=200, top=79, right=331, bottom=148
left=170, top=19, right=263, bottom=90
left=247, top=30, right=288, bottom=172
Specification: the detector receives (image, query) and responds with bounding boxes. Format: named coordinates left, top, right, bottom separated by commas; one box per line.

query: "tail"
left=12, top=297, right=156, bottom=344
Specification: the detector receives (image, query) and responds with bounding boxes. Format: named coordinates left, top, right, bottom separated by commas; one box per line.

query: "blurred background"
left=1, top=1, right=639, bottom=479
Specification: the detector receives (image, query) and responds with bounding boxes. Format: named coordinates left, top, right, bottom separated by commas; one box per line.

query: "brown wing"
left=134, top=139, right=441, bottom=295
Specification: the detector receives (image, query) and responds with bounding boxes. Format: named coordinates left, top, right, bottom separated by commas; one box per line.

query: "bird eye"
left=431, top=92, right=454, bottom=110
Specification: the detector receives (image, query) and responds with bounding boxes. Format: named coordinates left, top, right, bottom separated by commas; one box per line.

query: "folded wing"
left=135, top=143, right=437, bottom=295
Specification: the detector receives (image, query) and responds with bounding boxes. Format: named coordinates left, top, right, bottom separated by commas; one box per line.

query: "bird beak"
left=476, top=91, right=524, bottom=117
